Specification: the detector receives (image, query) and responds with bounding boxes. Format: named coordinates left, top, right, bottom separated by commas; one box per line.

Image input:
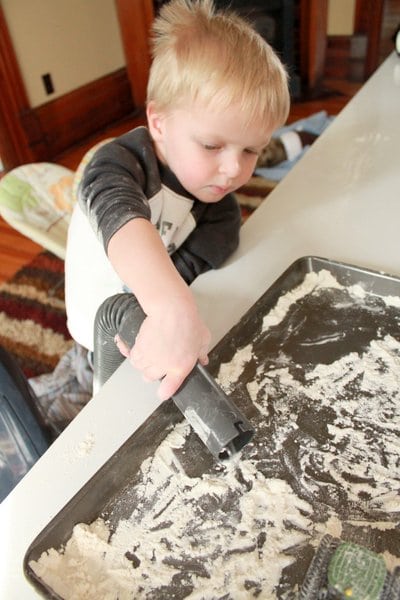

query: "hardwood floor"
left=0, top=216, right=43, bottom=283
left=0, top=79, right=361, bottom=284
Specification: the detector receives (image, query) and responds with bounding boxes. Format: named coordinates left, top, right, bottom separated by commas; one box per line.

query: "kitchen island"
left=1, top=52, right=399, bottom=598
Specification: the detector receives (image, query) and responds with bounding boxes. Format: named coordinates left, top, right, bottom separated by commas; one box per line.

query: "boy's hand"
left=120, top=298, right=211, bottom=401
left=108, top=219, right=210, bottom=400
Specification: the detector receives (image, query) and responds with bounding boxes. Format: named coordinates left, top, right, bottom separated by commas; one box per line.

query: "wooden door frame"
left=0, top=5, right=34, bottom=170
left=115, top=0, right=154, bottom=107
left=299, top=0, right=329, bottom=93
left=354, top=0, right=385, bottom=78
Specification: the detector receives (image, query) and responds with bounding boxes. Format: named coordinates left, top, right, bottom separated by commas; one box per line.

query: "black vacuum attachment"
left=116, top=298, right=254, bottom=461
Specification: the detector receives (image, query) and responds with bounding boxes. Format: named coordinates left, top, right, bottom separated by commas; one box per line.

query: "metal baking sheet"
left=24, top=256, right=400, bottom=598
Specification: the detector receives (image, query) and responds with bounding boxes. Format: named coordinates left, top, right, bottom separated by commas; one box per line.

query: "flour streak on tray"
left=28, top=261, right=400, bottom=599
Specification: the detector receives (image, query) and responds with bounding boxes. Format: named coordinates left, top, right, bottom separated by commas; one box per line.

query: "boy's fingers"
left=114, top=334, right=130, bottom=357
left=141, top=364, right=165, bottom=382
left=199, top=352, right=209, bottom=366
left=199, top=340, right=210, bottom=366
left=157, top=369, right=187, bottom=402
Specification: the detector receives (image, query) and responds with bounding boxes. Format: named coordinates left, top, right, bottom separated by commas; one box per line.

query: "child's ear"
left=146, top=101, right=165, bottom=142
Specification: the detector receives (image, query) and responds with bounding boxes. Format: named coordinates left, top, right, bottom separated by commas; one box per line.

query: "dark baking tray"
left=24, top=256, right=400, bottom=599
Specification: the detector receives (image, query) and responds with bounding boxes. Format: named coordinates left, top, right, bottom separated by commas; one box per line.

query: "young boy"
left=65, top=0, right=290, bottom=401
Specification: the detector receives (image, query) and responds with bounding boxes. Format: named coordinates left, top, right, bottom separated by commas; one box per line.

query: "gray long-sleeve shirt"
left=65, top=126, right=241, bottom=350
left=78, top=126, right=241, bottom=284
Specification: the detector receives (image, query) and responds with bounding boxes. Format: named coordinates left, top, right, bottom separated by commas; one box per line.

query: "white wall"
left=2, top=0, right=125, bottom=107
left=328, top=0, right=356, bottom=35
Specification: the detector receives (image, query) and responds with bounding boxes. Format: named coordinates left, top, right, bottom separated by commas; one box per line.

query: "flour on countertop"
left=30, top=268, right=400, bottom=598
left=63, top=432, right=96, bottom=464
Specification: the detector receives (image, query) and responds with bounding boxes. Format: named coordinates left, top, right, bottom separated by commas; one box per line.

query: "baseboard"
left=21, top=68, right=136, bottom=161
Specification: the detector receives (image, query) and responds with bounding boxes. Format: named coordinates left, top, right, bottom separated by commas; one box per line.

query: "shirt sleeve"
left=171, top=193, right=241, bottom=284
left=77, top=128, right=160, bottom=252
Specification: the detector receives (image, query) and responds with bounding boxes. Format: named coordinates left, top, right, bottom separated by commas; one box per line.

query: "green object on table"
left=328, top=541, right=387, bottom=600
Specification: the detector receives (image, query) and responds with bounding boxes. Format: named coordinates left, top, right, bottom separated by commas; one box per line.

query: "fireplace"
left=154, top=0, right=301, bottom=97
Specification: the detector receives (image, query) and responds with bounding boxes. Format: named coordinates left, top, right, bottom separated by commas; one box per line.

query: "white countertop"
left=1, top=52, right=400, bottom=598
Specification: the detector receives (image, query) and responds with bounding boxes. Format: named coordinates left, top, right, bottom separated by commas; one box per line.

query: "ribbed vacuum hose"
left=93, top=293, right=145, bottom=388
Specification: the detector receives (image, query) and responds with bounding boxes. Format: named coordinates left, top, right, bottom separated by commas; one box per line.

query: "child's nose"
left=219, top=152, right=240, bottom=178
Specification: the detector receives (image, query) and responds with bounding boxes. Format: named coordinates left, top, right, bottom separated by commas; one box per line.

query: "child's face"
left=147, top=100, right=273, bottom=203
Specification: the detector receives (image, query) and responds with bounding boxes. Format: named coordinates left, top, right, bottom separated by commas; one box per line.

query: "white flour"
left=244, top=334, right=400, bottom=508
left=262, top=269, right=342, bottom=330
left=30, top=421, right=313, bottom=600
left=30, top=269, right=400, bottom=598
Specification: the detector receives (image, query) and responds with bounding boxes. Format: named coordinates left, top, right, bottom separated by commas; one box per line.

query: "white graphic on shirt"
left=149, top=186, right=196, bottom=254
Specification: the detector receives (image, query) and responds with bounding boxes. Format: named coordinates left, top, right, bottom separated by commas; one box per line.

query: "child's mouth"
left=209, top=185, right=230, bottom=196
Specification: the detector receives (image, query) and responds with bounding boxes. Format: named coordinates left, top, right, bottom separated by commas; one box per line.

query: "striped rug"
left=235, top=175, right=276, bottom=221
left=0, top=251, right=73, bottom=378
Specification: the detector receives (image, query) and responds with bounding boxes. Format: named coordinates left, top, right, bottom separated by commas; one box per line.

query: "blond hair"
left=147, top=0, right=290, bottom=130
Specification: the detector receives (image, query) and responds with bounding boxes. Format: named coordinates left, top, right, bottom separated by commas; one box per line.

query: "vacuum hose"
left=94, top=293, right=145, bottom=387
left=93, top=293, right=254, bottom=460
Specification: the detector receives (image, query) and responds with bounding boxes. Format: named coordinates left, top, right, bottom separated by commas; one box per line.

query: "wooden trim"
left=25, top=68, right=135, bottom=160
left=354, top=0, right=385, bottom=78
left=324, top=35, right=353, bottom=80
left=0, top=6, right=34, bottom=169
left=299, top=0, right=329, bottom=93
left=115, top=0, right=155, bottom=107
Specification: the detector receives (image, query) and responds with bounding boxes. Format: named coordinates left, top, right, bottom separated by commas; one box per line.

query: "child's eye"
left=244, top=148, right=259, bottom=156
left=203, top=143, right=221, bottom=151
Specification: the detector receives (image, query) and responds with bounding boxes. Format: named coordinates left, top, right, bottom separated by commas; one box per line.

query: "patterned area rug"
left=0, top=251, right=73, bottom=378
left=235, top=175, right=277, bottom=221
left=0, top=177, right=276, bottom=379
